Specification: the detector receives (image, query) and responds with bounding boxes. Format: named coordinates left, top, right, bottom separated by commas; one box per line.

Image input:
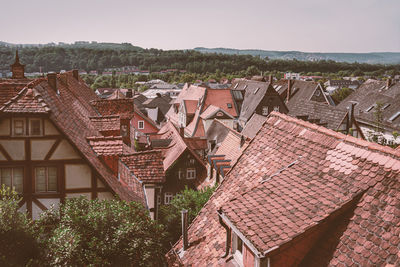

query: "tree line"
left=1, top=44, right=399, bottom=75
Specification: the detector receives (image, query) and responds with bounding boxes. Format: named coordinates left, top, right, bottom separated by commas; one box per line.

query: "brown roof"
left=89, top=115, right=121, bottom=133
left=0, top=87, right=50, bottom=114
left=87, top=136, right=125, bottom=156
left=24, top=72, right=142, bottom=202
left=0, top=78, right=31, bottom=106
left=336, top=79, right=400, bottom=130
left=170, top=111, right=400, bottom=266
left=241, top=113, right=268, bottom=139
left=120, top=150, right=165, bottom=183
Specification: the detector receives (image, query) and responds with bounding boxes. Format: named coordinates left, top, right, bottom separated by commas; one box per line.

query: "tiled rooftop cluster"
left=87, top=136, right=125, bottom=156
left=0, top=87, right=50, bottom=113
left=170, top=111, right=400, bottom=266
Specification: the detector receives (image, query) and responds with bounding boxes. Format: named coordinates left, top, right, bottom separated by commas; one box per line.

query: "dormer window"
left=12, top=118, right=43, bottom=136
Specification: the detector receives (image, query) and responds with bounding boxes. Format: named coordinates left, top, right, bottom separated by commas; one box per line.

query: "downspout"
left=217, top=209, right=231, bottom=258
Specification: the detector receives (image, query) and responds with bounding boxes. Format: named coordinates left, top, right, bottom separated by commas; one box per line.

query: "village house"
left=325, top=79, right=360, bottom=93
left=168, top=111, right=400, bottom=267
left=166, top=83, right=239, bottom=138
left=336, top=79, right=400, bottom=145
left=0, top=70, right=149, bottom=219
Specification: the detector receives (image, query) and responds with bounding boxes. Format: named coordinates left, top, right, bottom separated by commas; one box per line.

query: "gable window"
left=164, top=192, right=173, bottom=204
left=29, top=119, right=42, bottom=136
left=35, top=166, right=58, bottom=193
left=12, top=118, right=25, bottom=136
left=274, top=106, right=280, bottom=112
left=0, top=167, right=23, bottom=193
left=178, top=168, right=185, bottom=179
left=187, top=168, right=196, bottom=179
left=227, top=103, right=232, bottom=108
left=138, top=120, right=144, bottom=129
left=262, top=106, right=269, bottom=116
left=233, top=233, right=244, bottom=264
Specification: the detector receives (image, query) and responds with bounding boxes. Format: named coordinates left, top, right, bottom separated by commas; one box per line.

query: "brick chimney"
left=126, top=89, right=133, bottom=98
left=269, top=75, right=273, bottom=84
left=72, top=69, right=79, bottom=80
left=387, top=78, right=392, bottom=88
left=47, top=73, right=57, bottom=92
left=287, top=79, right=292, bottom=103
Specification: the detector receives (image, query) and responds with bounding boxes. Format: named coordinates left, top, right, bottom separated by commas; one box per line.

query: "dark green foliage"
left=35, top=197, right=166, bottom=266
left=331, top=87, right=353, bottom=104
left=0, top=185, right=38, bottom=266
left=159, top=186, right=215, bottom=249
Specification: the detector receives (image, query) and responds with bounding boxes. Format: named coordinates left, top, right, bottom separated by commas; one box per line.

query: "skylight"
left=388, top=111, right=400, bottom=122
left=234, top=83, right=239, bottom=89
left=254, top=87, right=260, bottom=94
left=365, top=105, right=375, bottom=112
left=382, top=103, right=391, bottom=110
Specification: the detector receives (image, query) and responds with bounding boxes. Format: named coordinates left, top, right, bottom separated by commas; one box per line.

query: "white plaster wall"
left=0, top=152, right=6, bottom=161
left=50, top=140, right=81, bottom=160
left=145, top=187, right=155, bottom=220
left=18, top=202, right=26, bottom=213
left=31, top=139, right=56, bottom=160
left=32, top=202, right=43, bottom=220
left=0, top=140, right=25, bottom=160
left=37, top=198, right=60, bottom=210
left=0, top=118, right=10, bottom=136
left=97, top=178, right=106, bottom=188
left=44, top=119, right=60, bottom=135
left=66, top=192, right=91, bottom=199
left=97, top=192, right=114, bottom=200
left=65, top=164, right=92, bottom=189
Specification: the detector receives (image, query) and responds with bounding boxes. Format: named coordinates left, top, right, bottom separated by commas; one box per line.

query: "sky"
left=1, top=0, right=399, bottom=52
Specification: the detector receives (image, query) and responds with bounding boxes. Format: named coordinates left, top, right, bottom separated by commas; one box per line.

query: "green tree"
left=35, top=197, right=166, bottom=267
left=331, top=87, right=353, bottom=104
left=0, top=185, right=38, bottom=266
left=159, top=186, right=215, bottom=249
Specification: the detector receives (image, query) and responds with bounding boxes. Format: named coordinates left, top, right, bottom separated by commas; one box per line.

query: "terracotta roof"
left=183, top=100, right=198, bottom=114
left=0, top=78, right=31, bottom=106
left=155, top=121, right=205, bottom=171
left=89, top=115, right=121, bottom=133
left=87, top=136, right=125, bottom=156
left=203, top=89, right=238, bottom=117
left=120, top=150, right=165, bottom=183
left=170, top=111, right=400, bottom=266
left=91, top=98, right=134, bottom=116
left=0, top=87, right=50, bottom=114
left=25, top=72, right=142, bottom=202
left=241, top=113, right=268, bottom=139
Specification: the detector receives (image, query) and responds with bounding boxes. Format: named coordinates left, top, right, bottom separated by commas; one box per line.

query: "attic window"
left=365, top=105, right=375, bottom=112
left=227, top=103, right=232, bottom=108
left=254, top=87, right=260, bottom=94
left=388, top=111, right=400, bottom=122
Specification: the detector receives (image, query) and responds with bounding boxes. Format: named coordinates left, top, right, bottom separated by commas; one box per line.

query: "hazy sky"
left=2, top=0, right=399, bottom=52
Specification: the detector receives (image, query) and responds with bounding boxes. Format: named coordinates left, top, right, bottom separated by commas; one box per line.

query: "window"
left=274, top=106, right=280, bottom=112
left=178, top=168, right=185, bottom=179
left=187, top=168, right=196, bottom=179
left=164, top=192, right=173, bottom=204
left=262, top=106, right=269, bottom=116
left=157, top=194, right=161, bottom=206
left=0, top=167, right=23, bottom=193
left=189, top=158, right=195, bottom=165
left=138, top=120, right=144, bottom=129
left=389, top=111, right=400, bottom=122
left=35, top=166, right=58, bottom=192
left=254, top=87, right=260, bottom=94
left=12, top=118, right=25, bottom=136
left=29, top=119, right=42, bottom=136
left=233, top=233, right=244, bottom=265
left=227, top=103, right=232, bottom=108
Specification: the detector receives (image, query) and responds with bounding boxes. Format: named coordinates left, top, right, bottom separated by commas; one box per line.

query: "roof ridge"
left=214, top=119, right=248, bottom=139
left=270, top=111, right=400, bottom=158
left=121, top=149, right=163, bottom=156
left=0, top=86, right=51, bottom=113
left=86, top=135, right=123, bottom=140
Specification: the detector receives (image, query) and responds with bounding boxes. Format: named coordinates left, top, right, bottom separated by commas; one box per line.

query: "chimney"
left=120, top=116, right=131, bottom=146
left=181, top=209, right=189, bottom=251
left=47, top=73, right=57, bottom=92
left=287, top=79, right=292, bottom=103
left=126, top=89, right=133, bottom=98
left=269, top=75, right=273, bottom=84
left=387, top=78, right=392, bottom=88
left=72, top=69, right=79, bottom=80
left=347, top=102, right=356, bottom=133
left=179, top=126, right=185, bottom=138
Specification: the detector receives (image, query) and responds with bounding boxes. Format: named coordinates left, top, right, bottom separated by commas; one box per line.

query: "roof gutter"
left=217, top=209, right=264, bottom=259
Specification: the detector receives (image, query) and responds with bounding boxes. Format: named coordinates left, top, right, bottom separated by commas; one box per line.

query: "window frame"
left=0, top=166, right=24, bottom=193
left=164, top=192, right=173, bottom=204
left=186, top=168, right=196, bottom=179
left=29, top=118, right=43, bottom=136
left=12, top=118, right=26, bottom=136
left=138, top=120, right=145, bottom=130
left=34, top=166, right=59, bottom=193
left=232, top=233, right=244, bottom=266
left=262, top=106, right=269, bottom=116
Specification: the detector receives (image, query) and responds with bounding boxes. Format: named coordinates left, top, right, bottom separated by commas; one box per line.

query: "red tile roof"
left=87, top=136, right=125, bottom=156
left=183, top=100, right=198, bottom=114
left=89, top=115, right=121, bottom=133
left=170, top=111, right=400, bottom=265
left=0, top=78, right=31, bottom=106
left=24, top=72, right=142, bottom=203
left=0, top=87, right=50, bottom=114
left=203, top=89, right=238, bottom=117
left=120, top=150, right=165, bottom=183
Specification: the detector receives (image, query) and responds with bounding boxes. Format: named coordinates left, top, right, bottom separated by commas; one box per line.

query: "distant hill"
left=0, top=41, right=143, bottom=51
left=193, top=47, right=400, bottom=64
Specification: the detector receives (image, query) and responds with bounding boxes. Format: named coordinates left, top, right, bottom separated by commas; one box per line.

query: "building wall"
left=0, top=117, right=113, bottom=219
left=132, top=112, right=159, bottom=134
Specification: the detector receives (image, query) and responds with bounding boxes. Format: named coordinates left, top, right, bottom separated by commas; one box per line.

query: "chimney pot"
left=181, top=209, right=189, bottom=251
left=47, top=73, right=57, bottom=92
